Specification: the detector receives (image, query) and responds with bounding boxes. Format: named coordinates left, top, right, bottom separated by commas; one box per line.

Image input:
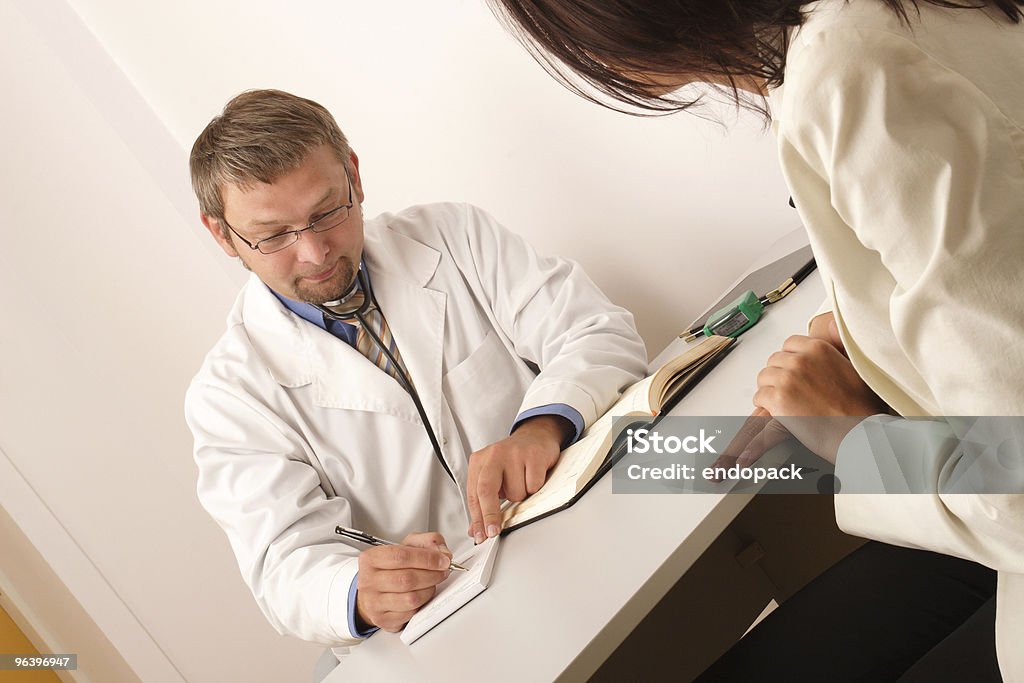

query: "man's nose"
left=293, top=228, right=330, bottom=264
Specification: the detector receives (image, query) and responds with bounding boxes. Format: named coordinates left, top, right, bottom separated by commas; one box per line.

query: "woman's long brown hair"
left=489, top=0, right=1023, bottom=116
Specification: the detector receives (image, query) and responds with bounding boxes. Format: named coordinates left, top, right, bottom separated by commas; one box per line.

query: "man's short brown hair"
left=190, top=89, right=351, bottom=224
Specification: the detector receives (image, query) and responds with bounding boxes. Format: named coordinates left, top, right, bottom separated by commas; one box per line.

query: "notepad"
left=400, top=535, right=501, bottom=644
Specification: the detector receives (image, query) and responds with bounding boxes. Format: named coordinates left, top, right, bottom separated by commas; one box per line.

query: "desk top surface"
left=327, top=229, right=823, bottom=683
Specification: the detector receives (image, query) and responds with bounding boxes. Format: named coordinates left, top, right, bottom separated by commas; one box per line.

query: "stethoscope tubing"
left=317, top=268, right=456, bottom=485
left=355, top=309, right=455, bottom=484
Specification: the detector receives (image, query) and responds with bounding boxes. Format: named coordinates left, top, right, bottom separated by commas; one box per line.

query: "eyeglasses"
left=222, top=170, right=355, bottom=255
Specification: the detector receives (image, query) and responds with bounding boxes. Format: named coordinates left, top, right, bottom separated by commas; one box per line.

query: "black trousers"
left=695, top=541, right=1000, bottom=682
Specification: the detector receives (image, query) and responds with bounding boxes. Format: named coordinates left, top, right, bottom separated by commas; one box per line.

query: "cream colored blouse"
left=770, top=1, right=1024, bottom=678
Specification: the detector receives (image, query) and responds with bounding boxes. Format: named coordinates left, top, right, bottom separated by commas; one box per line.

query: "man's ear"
left=200, top=212, right=239, bottom=258
left=348, top=151, right=366, bottom=204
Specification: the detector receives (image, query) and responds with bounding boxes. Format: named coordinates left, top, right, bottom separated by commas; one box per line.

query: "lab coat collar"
left=363, top=220, right=441, bottom=289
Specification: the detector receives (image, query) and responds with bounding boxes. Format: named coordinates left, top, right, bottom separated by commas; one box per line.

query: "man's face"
left=203, top=144, right=366, bottom=304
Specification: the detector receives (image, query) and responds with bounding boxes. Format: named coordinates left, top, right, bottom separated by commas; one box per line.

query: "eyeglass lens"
left=256, top=206, right=351, bottom=254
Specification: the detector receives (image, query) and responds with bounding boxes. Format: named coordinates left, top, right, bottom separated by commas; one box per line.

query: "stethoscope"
left=314, top=265, right=456, bottom=485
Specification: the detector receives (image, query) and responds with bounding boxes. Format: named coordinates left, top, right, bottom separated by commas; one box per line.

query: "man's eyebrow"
left=247, top=189, right=336, bottom=228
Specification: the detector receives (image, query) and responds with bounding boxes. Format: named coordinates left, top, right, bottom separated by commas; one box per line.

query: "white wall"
left=64, top=0, right=796, bottom=349
left=0, top=0, right=796, bottom=680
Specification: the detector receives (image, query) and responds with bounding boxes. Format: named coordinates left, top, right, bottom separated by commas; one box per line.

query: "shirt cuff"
left=512, top=404, right=585, bottom=448
left=347, top=572, right=379, bottom=639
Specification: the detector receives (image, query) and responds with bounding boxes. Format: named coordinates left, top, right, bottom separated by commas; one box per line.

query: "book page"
left=657, top=351, right=721, bottom=406
left=400, top=536, right=501, bottom=644
left=648, top=336, right=733, bottom=410
left=589, top=377, right=657, bottom=436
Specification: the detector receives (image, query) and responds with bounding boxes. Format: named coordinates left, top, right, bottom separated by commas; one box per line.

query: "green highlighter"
left=702, top=290, right=764, bottom=338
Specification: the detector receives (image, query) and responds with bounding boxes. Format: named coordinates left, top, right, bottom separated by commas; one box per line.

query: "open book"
left=501, top=335, right=736, bottom=533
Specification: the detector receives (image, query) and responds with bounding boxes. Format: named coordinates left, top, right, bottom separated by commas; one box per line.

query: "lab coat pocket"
left=442, top=331, right=525, bottom=452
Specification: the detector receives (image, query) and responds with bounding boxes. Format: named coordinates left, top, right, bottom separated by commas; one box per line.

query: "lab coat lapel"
left=241, top=274, right=420, bottom=421
left=364, top=227, right=446, bottom=444
left=312, top=325, right=419, bottom=419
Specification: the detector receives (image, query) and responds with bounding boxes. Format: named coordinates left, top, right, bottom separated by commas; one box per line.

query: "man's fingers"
left=482, top=510, right=503, bottom=539
left=466, top=451, right=486, bottom=543
left=362, top=544, right=452, bottom=572
left=368, top=584, right=437, bottom=631
left=500, top=467, right=528, bottom=502
left=474, top=464, right=504, bottom=539
left=402, top=532, right=454, bottom=567
left=374, top=609, right=418, bottom=633
left=366, top=567, right=448, bottom=595
left=466, top=448, right=514, bottom=541
left=401, top=531, right=450, bottom=554
left=356, top=572, right=442, bottom=631
left=524, top=458, right=548, bottom=495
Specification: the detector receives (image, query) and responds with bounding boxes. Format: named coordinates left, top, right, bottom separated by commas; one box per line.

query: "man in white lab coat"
left=183, top=89, right=647, bottom=658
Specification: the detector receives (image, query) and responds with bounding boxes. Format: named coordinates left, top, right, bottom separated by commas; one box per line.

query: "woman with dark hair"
left=488, top=1, right=1024, bottom=680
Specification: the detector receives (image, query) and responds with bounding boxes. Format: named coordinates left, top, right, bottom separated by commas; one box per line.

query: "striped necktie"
left=324, top=289, right=410, bottom=385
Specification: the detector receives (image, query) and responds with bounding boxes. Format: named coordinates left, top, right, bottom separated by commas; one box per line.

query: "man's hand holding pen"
left=355, top=532, right=454, bottom=633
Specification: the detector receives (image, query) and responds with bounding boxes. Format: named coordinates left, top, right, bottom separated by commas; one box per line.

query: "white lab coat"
left=185, top=203, right=647, bottom=650
left=771, top=2, right=1024, bottom=678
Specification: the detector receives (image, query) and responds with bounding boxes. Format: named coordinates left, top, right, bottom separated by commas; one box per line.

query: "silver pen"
left=335, top=525, right=468, bottom=571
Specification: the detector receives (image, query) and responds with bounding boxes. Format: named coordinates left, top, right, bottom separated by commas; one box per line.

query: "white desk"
left=327, top=231, right=824, bottom=683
